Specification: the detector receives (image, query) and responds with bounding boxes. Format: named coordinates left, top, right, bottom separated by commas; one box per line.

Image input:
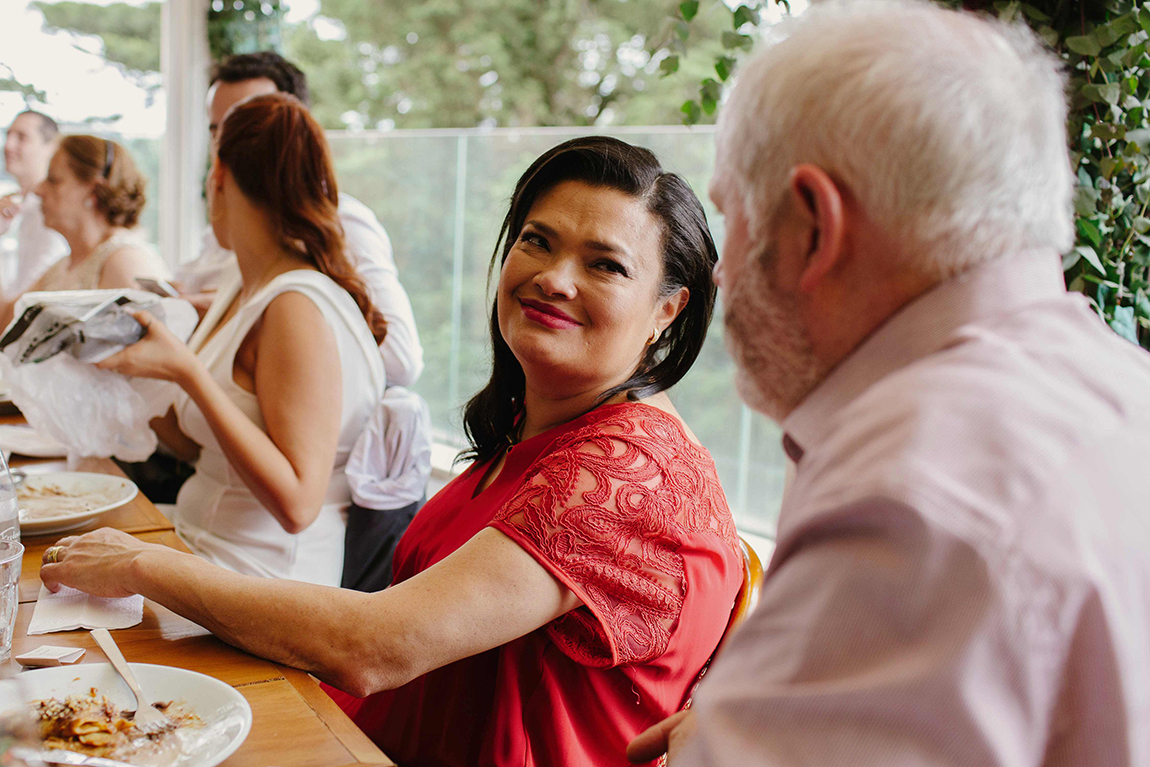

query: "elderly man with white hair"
left=629, top=1, right=1150, bottom=765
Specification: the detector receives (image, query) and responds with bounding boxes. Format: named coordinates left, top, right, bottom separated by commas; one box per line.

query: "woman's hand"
left=96, top=310, right=199, bottom=385
left=39, top=528, right=164, bottom=598
left=0, top=193, right=22, bottom=236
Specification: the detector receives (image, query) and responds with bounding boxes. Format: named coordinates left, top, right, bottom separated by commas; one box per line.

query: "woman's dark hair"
left=214, top=92, right=386, bottom=343
left=58, top=135, right=146, bottom=228
left=461, top=135, right=718, bottom=465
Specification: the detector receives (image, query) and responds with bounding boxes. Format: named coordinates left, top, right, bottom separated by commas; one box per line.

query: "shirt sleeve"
left=678, top=496, right=1061, bottom=767
left=338, top=199, right=425, bottom=387
left=490, top=419, right=729, bottom=668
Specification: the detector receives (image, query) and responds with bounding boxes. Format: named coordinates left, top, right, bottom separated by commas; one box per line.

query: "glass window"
left=0, top=0, right=163, bottom=242
left=328, top=127, right=784, bottom=535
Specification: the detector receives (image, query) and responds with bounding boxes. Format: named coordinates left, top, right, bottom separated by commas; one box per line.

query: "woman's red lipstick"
left=519, top=298, right=581, bottom=329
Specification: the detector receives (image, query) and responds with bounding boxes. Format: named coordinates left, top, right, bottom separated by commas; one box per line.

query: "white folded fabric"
left=27, top=585, right=144, bottom=634
left=345, top=386, right=433, bottom=510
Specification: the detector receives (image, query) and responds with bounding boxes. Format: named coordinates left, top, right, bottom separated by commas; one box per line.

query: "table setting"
left=0, top=410, right=392, bottom=766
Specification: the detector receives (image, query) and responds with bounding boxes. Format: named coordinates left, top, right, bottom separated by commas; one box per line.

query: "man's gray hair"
left=715, top=0, right=1074, bottom=279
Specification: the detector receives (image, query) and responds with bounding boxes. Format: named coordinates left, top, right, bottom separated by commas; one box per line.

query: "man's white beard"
left=723, top=244, right=827, bottom=423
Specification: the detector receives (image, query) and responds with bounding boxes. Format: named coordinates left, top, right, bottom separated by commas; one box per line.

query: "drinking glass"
left=0, top=450, right=18, bottom=543
left=0, top=540, right=23, bottom=664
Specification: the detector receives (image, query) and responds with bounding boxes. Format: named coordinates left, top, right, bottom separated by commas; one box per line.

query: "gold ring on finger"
left=45, top=546, right=61, bottom=564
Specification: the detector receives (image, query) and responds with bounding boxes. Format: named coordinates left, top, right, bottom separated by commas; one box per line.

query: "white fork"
left=90, top=628, right=174, bottom=735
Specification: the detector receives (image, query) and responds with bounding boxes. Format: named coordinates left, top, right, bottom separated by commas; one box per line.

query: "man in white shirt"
left=0, top=110, right=67, bottom=300
left=177, top=52, right=424, bottom=387
left=629, top=1, right=1150, bottom=765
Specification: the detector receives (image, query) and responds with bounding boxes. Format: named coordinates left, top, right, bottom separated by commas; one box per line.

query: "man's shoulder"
left=792, top=301, right=1150, bottom=543
left=336, top=193, right=393, bottom=266
left=337, top=193, right=384, bottom=230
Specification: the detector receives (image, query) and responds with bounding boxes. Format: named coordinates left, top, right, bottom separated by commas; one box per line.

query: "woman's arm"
left=187, top=292, right=343, bottom=532
left=0, top=268, right=50, bottom=329
left=98, top=246, right=171, bottom=289
left=98, top=295, right=345, bottom=533
left=41, top=525, right=581, bottom=697
left=149, top=406, right=200, bottom=465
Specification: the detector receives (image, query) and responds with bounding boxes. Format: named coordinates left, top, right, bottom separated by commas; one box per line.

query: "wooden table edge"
left=277, top=665, right=393, bottom=766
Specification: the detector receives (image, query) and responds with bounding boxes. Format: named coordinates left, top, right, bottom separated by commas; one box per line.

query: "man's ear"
left=788, top=164, right=847, bottom=295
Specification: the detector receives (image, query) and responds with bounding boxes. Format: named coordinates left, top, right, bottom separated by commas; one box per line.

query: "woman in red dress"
left=41, top=136, right=742, bottom=766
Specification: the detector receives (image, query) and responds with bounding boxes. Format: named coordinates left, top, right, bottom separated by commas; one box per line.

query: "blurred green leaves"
left=665, top=0, right=1150, bottom=347
left=662, top=1, right=787, bottom=125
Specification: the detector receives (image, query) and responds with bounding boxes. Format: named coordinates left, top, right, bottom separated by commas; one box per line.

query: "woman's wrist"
left=123, top=545, right=162, bottom=596
left=175, top=353, right=210, bottom=395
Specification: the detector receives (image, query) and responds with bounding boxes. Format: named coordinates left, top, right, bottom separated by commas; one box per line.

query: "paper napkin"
left=27, top=585, right=144, bottom=634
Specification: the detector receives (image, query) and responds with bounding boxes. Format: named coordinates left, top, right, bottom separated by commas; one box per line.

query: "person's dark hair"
left=214, top=93, right=386, bottom=343
left=461, top=136, right=718, bottom=465
left=210, top=51, right=310, bottom=107
left=14, top=110, right=58, bottom=142
left=58, top=135, right=146, bottom=227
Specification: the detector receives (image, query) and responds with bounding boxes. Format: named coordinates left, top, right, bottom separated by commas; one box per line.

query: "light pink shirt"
left=680, top=250, right=1150, bottom=766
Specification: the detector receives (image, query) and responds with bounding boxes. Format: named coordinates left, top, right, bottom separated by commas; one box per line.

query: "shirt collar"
left=782, top=249, right=1068, bottom=460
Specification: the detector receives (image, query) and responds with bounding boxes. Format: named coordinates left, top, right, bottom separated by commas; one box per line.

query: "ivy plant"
left=662, top=0, right=1150, bottom=348
left=654, top=1, right=787, bottom=123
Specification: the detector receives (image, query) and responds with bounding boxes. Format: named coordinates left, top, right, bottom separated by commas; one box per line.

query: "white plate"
left=0, top=662, right=252, bottom=767
left=0, top=424, right=68, bottom=458
left=17, top=472, right=138, bottom=535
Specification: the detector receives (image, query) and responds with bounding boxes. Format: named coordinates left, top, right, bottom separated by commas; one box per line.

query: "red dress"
left=326, top=402, right=742, bottom=766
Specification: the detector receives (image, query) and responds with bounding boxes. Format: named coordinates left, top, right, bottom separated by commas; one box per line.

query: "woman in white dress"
left=98, top=93, right=386, bottom=586
left=0, top=135, right=169, bottom=326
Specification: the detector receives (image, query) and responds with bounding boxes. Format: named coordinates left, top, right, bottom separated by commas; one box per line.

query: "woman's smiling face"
left=497, top=179, right=688, bottom=398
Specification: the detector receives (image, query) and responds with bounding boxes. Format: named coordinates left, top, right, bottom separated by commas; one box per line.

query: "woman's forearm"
left=178, top=363, right=322, bottom=532
left=148, top=408, right=200, bottom=465
left=127, top=546, right=415, bottom=695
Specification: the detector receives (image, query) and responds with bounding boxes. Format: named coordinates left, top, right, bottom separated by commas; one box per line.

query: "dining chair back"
left=656, top=536, right=766, bottom=765
left=717, top=535, right=765, bottom=654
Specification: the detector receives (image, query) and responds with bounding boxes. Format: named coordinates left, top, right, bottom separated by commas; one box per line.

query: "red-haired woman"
left=97, top=93, right=386, bottom=586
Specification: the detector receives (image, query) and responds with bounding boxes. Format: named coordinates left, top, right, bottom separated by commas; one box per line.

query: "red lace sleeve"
left=489, top=405, right=738, bottom=668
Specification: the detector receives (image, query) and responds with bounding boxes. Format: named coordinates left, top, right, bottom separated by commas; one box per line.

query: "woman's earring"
left=646, top=328, right=660, bottom=346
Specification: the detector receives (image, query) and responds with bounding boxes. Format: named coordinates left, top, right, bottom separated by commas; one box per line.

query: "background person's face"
left=207, top=77, right=279, bottom=141
left=35, top=151, right=95, bottom=235
left=4, top=113, right=54, bottom=188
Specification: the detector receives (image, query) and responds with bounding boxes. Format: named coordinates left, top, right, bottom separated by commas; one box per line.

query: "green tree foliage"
left=32, top=1, right=161, bottom=91
left=208, top=0, right=286, bottom=59
left=21, top=0, right=743, bottom=128
left=285, top=0, right=731, bottom=128
left=0, top=65, right=47, bottom=107
left=670, top=0, right=1150, bottom=349
left=658, top=1, right=788, bottom=123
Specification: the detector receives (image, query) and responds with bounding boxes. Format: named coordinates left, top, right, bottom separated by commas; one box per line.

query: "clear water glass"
left=0, top=540, right=21, bottom=664
left=0, top=450, right=18, bottom=543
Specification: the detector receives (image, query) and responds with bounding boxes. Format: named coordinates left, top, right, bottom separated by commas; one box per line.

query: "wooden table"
left=4, top=446, right=394, bottom=767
